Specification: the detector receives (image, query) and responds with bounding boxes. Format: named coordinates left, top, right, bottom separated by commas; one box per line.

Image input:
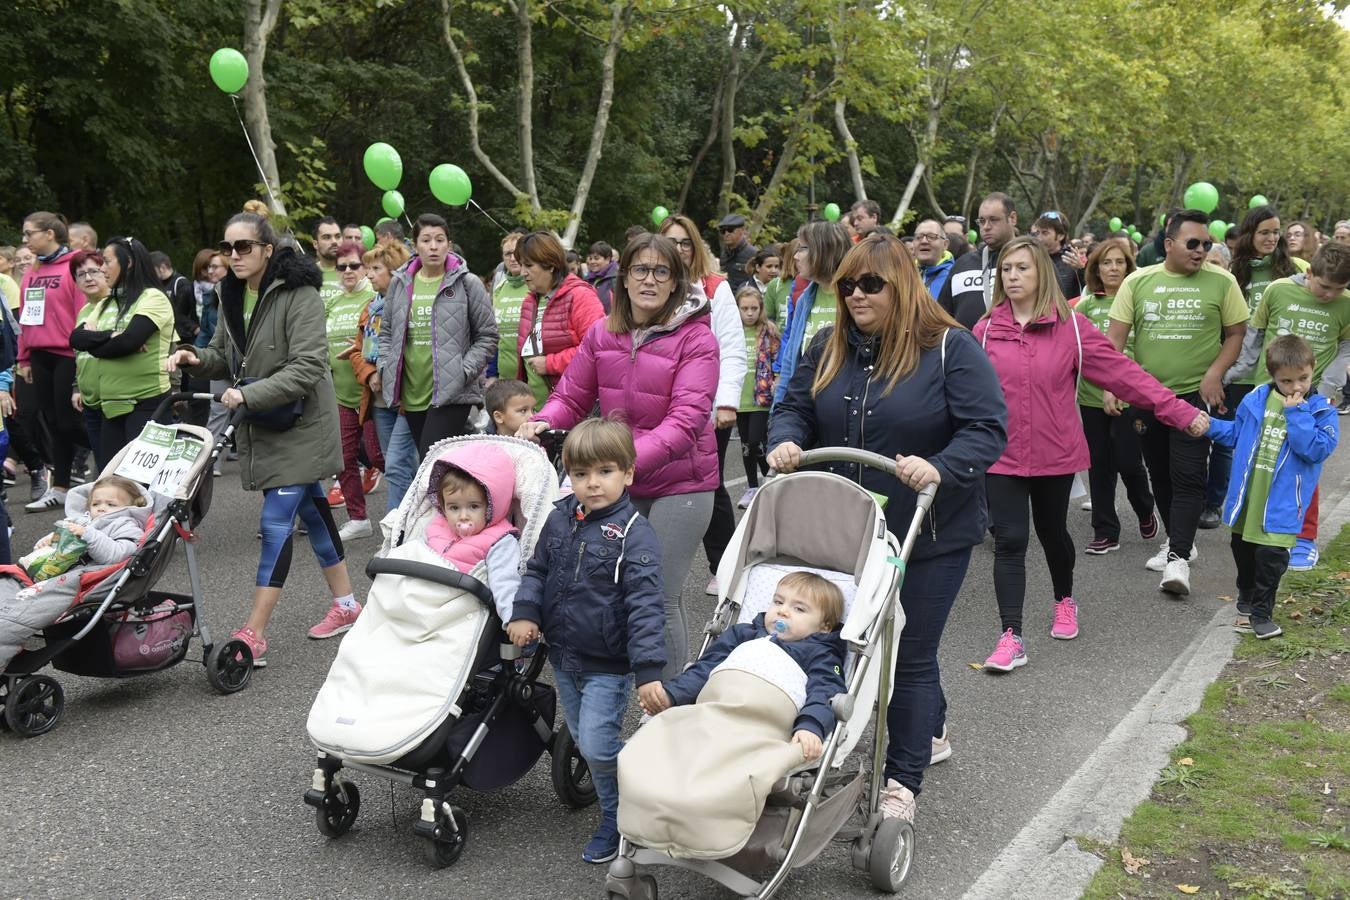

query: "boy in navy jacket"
left=508, top=418, right=665, bottom=864
left=1207, top=335, right=1338, bottom=638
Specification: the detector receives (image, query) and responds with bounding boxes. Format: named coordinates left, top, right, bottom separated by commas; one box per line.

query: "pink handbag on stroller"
left=110, top=601, right=192, bottom=671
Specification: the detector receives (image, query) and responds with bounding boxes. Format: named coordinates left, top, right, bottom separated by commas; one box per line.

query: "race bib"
left=148, top=436, right=204, bottom=497
left=115, top=424, right=205, bottom=496
left=20, top=287, right=45, bottom=326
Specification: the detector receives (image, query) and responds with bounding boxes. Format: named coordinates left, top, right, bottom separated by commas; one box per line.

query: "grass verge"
left=1080, top=525, right=1350, bottom=899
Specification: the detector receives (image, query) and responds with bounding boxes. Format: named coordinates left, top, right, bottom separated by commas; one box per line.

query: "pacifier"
left=455, top=521, right=476, bottom=537
left=772, top=619, right=788, bottom=635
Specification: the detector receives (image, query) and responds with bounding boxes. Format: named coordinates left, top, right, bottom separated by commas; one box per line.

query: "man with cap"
left=717, top=214, right=757, bottom=294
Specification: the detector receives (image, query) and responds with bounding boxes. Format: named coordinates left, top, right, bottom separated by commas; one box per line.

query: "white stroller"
left=304, top=434, right=595, bottom=866
left=605, top=448, right=933, bottom=898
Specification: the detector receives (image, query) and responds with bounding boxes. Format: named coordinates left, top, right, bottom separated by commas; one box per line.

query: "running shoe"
left=1084, top=537, right=1119, bottom=555
left=1288, top=538, right=1318, bottom=572
left=737, top=487, right=758, bottom=509
left=983, top=629, right=1027, bottom=672
left=308, top=601, right=362, bottom=640
left=28, top=468, right=48, bottom=503
left=930, top=727, right=952, bottom=765
left=1146, top=539, right=1198, bottom=572
left=1251, top=618, right=1283, bottom=639
left=879, top=779, right=916, bottom=823
left=326, top=484, right=346, bottom=508
left=361, top=468, right=382, bottom=495
left=230, top=626, right=268, bottom=668
left=24, top=488, right=66, bottom=513
left=1051, top=597, right=1079, bottom=640
left=338, top=518, right=373, bottom=541
left=1138, top=512, right=1158, bottom=540
left=1160, top=554, right=1191, bottom=595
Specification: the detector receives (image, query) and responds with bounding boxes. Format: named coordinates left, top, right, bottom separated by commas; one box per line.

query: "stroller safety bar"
left=151, top=391, right=248, bottom=428
left=365, top=558, right=496, bottom=610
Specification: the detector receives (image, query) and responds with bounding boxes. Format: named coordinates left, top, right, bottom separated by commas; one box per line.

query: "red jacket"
left=515, top=273, right=605, bottom=383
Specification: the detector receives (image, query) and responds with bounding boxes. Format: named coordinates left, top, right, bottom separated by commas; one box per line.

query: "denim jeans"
left=884, top=547, right=973, bottom=795
left=371, top=406, right=419, bottom=515
left=553, top=668, right=633, bottom=821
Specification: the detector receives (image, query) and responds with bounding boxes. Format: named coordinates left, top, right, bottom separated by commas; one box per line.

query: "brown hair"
left=1084, top=237, right=1137, bottom=296
left=776, top=571, right=845, bottom=631
left=989, top=235, right=1071, bottom=323
left=362, top=241, right=411, bottom=271
left=23, top=211, right=68, bottom=245
left=812, top=233, right=960, bottom=397
left=90, top=475, right=147, bottom=508
left=562, top=416, right=637, bottom=471
left=658, top=213, right=716, bottom=281
left=436, top=466, right=484, bottom=500
left=516, top=231, right=569, bottom=291
left=191, top=248, right=220, bottom=281
left=1309, top=242, right=1350, bottom=284
left=1265, top=334, right=1315, bottom=375
left=608, top=233, right=690, bottom=333
left=798, top=220, right=851, bottom=286
left=484, top=378, right=533, bottom=414
left=242, top=199, right=271, bottom=219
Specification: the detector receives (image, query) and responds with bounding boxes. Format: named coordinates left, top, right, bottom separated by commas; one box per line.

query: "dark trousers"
left=1081, top=404, right=1153, bottom=541
left=1205, top=383, right=1253, bottom=510
left=884, top=547, right=972, bottom=794
left=404, top=404, right=473, bottom=457
left=701, top=425, right=735, bottom=573
left=83, top=407, right=106, bottom=472
left=1135, top=392, right=1209, bottom=558
left=8, top=375, right=45, bottom=470
left=736, top=410, right=769, bottom=487
left=100, top=394, right=169, bottom=466
left=29, top=350, right=88, bottom=489
left=1230, top=533, right=1288, bottom=622
left=987, top=473, right=1075, bottom=635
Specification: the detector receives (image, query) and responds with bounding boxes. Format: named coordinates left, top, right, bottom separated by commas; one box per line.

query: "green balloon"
left=823, top=202, right=841, bottom=222
left=363, top=142, right=403, bottom=191
left=1208, top=220, right=1228, bottom=242
left=1182, top=181, right=1220, bottom=214
left=967, top=229, right=978, bottom=244
left=651, top=206, right=670, bottom=227
left=360, top=226, right=376, bottom=249
left=1248, top=194, right=1269, bottom=209
left=381, top=190, right=405, bottom=218
left=209, top=48, right=249, bottom=94
left=1159, top=213, right=1166, bottom=227
left=429, top=163, right=472, bottom=206
left=1108, top=216, right=1123, bottom=232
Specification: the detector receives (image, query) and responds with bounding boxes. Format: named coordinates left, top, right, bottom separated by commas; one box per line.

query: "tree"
left=242, top=0, right=288, bottom=218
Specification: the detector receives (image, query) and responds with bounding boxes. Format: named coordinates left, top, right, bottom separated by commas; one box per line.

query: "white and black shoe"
left=1160, top=553, right=1191, bottom=596
left=24, top=488, right=66, bottom=513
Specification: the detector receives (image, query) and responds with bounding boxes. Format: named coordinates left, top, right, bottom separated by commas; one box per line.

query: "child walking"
left=1207, top=335, right=1339, bottom=638
left=507, top=417, right=665, bottom=863
left=734, top=286, right=780, bottom=509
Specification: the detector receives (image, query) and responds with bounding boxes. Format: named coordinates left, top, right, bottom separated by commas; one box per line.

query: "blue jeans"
left=372, top=406, right=419, bottom=514
left=553, top=668, right=632, bottom=821
left=884, top=547, right=973, bottom=795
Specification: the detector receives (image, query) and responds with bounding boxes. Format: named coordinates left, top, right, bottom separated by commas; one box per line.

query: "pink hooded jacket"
left=973, top=303, right=1200, bottom=477
left=536, top=298, right=721, bottom=499
left=423, top=443, right=519, bottom=571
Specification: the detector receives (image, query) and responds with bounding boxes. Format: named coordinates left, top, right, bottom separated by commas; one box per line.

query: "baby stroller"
left=605, top=448, right=934, bottom=898
left=0, top=392, right=254, bottom=737
left=303, top=433, right=595, bottom=867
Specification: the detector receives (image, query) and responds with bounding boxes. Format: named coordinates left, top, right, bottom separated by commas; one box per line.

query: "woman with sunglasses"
left=513, top=230, right=605, bottom=406
left=167, top=211, right=352, bottom=666
left=768, top=232, right=1007, bottom=831
left=66, top=250, right=111, bottom=463
left=974, top=236, right=1208, bottom=672
left=773, top=220, right=852, bottom=406
left=517, top=233, right=720, bottom=681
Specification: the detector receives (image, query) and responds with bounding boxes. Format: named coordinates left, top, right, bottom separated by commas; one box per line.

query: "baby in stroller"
left=0, top=476, right=152, bottom=669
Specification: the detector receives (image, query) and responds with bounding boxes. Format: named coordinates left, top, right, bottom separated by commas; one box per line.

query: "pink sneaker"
left=1051, top=597, right=1079, bottom=640
left=230, top=626, right=268, bottom=668
left=307, top=601, right=362, bottom=640
left=983, top=628, right=1027, bottom=672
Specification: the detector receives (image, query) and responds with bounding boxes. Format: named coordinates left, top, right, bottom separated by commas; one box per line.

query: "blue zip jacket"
left=1207, top=383, right=1338, bottom=534
left=772, top=281, right=819, bottom=406
left=920, top=257, right=954, bottom=300
left=663, top=612, right=845, bottom=739
left=512, top=491, right=666, bottom=684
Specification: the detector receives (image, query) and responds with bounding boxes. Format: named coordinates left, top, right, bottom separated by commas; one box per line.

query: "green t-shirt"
left=1108, top=262, right=1249, bottom=395
left=1075, top=293, right=1133, bottom=408
left=401, top=273, right=440, bottom=412
left=0, top=272, right=18, bottom=311
left=801, top=287, right=837, bottom=353
left=74, top=297, right=118, bottom=408
left=521, top=291, right=553, bottom=407
left=243, top=286, right=259, bottom=329
left=1231, top=389, right=1296, bottom=548
left=98, top=288, right=175, bottom=418
left=493, top=275, right=529, bottom=382
left=739, top=325, right=767, bottom=412
left=318, top=266, right=343, bottom=311
left=1234, top=256, right=1310, bottom=386
left=1251, top=275, right=1350, bottom=385
left=327, top=287, right=374, bottom=409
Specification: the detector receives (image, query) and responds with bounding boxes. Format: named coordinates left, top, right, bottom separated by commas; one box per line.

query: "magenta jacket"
left=973, top=303, right=1199, bottom=477
left=536, top=298, right=721, bottom=499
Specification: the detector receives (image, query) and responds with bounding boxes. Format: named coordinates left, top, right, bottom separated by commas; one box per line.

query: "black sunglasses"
left=1177, top=237, right=1214, bottom=252
left=218, top=239, right=267, bottom=257
left=718, top=226, right=739, bottom=233
left=837, top=273, right=887, bottom=297
left=335, top=262, right=363, bottom=272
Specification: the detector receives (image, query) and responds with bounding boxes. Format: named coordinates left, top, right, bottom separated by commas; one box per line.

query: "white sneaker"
left=1145, top=538, right=1198, bottom=572
left=1160, top=554, right=1191, bottom=595
left=930, top=726, right=952, bottom=765
left=879, top=778, right=916, bottom=823
left=24, top=488, right=66, bottom=513
left=737, top=487, right=758, bottom=509
left=338, top=518, right=373, bottom=541
left=1080, top=499, right=1093, bottom=511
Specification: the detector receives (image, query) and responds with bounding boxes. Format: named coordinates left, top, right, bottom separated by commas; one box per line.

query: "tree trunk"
left=560, top=1, right=632, bottom=248
left=960, top=102, right=1004, bottom=220
left=675, top=66, right=725, bottom=214
left=748, top=109, right=809, bottom=241
left=893, top=99, right=941, bottom=225
left=1075, top=163, right=1116, bottom=235
left=716, top=16, right=743, bottom=218
left=516, top=0, right=541, bottom=209
left=834, top=96, right=866, bottom=202
left=920, top=170, right=944, bottom=221
left=241, top=0, right=287, bottom=218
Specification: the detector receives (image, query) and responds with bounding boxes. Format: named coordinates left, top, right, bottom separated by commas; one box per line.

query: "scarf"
left=362, top=293, right=385, bottom=362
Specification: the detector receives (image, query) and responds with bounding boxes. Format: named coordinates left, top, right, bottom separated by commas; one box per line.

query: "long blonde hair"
left=812, top=234, right=961, bottom=397
left=658, top=213, right=716, bottom=281
left=988, top=235, right=1071, bottom=322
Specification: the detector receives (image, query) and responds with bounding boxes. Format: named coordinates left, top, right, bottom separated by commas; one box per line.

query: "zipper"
left=574, top=540, right=587, bottom=580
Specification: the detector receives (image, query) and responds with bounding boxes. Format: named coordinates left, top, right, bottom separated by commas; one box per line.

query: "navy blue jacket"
left=664, top=613, right=846, bottom=739
left=769, top=325, right=1008, bottom=560
left=513, top=492, right=666, bottom=684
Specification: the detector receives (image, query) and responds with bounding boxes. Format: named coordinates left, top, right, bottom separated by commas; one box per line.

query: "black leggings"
left=736, top=410, right=769, bottom=487
left=1135, top=393, right=1209, bottom=558
left=404, top=404, right=473, bottom=457
left=1081, top=405, right=1153, bottom=541
left=8, top=374, right=45, bottom=471
left=987, top=473, right=1075, bottom=635
left=701, top=425, right=735, bottom=573
left=100, top=394, right=170, bottom=468
left=29, top=350, right=88, bottom=489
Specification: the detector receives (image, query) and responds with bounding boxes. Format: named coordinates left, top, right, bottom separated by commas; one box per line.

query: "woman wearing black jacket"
left=768, top=233, right=1007, bottom=829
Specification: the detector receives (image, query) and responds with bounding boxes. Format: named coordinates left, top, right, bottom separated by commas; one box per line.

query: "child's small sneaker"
left=1251, top=618, right=1283, bottom=639
left=1138, top=512, right=1158, bottom=540
left=929, top=726, right=951, bottom=765
left=983, top=629, right=1027, bottom=672
left=582, top=816, right=621, bottom=864
left=1051, top=597, right=1079, bottom=640
left=705, top=576, right=719, bottom=596
left=737, top=487, right=758, bottom=509
left=1084, top=537, right=1119, bottom=555
left=308, top=601, right=362, bottom=639
left=231, top=626, right=267, bottom=668
left=1288, top=538, right=1318, bottom=572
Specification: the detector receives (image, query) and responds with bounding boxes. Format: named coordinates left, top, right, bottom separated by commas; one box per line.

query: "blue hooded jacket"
left=1207, top=383, right=1338, bottom=534
left=772, top=281, right=818, bottom=406
left=920, top=257, right=955, bottom=300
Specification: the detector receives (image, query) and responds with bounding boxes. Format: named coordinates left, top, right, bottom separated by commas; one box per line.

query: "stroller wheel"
left=5, top=675, right=64, bottom=737
left=316, top=779, right=360, bottom=838
left=868, top=816, right=915, bottom=893
left=551, top=723, right=597, bottom=809
left=423, top=805, right=469, bottom=868
left=205, top=640, right=254, bottom=694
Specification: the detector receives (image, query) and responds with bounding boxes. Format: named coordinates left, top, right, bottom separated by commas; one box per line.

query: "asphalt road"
left=4, top=440, right=1347, bottom=900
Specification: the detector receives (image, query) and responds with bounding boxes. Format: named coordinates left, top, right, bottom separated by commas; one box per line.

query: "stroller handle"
left=366, top=557, right=496, bottom=610
left=795, top=448, right=939, bottom=510
left=151, top=391, right=247, bottom=428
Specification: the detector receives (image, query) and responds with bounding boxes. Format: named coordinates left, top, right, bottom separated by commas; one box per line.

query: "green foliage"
left=270, top=139, right=338, bottom=237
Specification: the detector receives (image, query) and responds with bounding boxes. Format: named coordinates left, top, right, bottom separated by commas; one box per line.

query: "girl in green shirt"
left=734, top=285, right=780, bottom=509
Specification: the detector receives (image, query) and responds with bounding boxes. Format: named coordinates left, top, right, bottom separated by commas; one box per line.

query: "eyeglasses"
left=218, top=239, right=268, bottom=257
left=976, top=217, right=1005, bottom=227
left=20, top=229, right=49, bottom=239
left=1178, top=238, right=1214, bottom=252
left=837, top=273, right=887, bottom=296
left=335, top=262, right=363, bottom=272
left=74, top=268, right=104, bottom=280
left=913, top=232, right=945, bottom=243
left=1254, top=228, right=1281, bottom=239
left=625, top=264, right=672, bottom=283
left=718, top=226, right=739, bottom=234
left=669, top=238, right=695, bottom=251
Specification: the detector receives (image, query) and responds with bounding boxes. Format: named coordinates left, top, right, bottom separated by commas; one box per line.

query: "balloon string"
left=403, top=213, right=414, bottom=229
left=469, top=199, right=508, bottom=235
left=229, top=94, right=285, bottom=216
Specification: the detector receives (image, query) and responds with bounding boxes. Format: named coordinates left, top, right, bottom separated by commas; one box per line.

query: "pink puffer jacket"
left=536, top=299, right=721, bottom=498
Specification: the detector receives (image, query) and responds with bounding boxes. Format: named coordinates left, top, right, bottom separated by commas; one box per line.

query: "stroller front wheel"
left=205, top=640, right=254, bottom=694
left=316, top=779, right=360, bottom=838
left=550, top=723, right=597, bottom=809
left=4, top=675, right=64, bottom=737
left=423, top=805, right=469, bottom=868
left=868, top=816, right=915, bottom=893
